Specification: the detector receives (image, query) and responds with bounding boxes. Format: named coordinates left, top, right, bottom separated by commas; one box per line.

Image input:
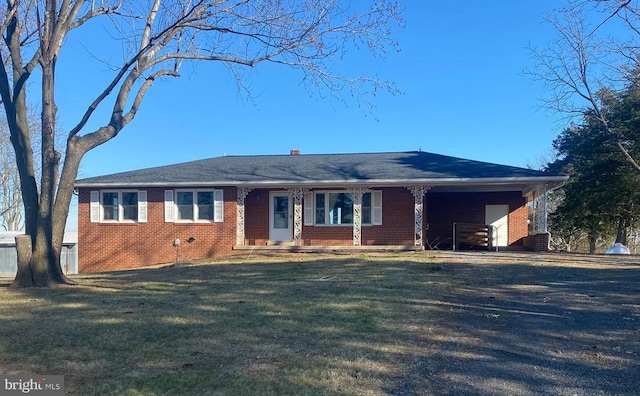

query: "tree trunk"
left=33, top=226, right=67, bottom=285
left=10, top=27, right=77, bottom=287
left=9, top=145, right=81, bottom=287
left=615, top=216, right=629, bottom=245
left=588, top=233, right=597, bottom=254
left=11, top=235, right=32, bottom=287
left=11, top=227, right=71, bottom=287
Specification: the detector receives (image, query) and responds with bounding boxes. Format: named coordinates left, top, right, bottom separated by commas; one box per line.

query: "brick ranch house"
left=75, top=151, right=568, bottom=272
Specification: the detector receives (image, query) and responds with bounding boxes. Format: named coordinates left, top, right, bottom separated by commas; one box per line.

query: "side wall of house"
left=426, top=191, right=528, bottom=249
left=78, top=187, right=237, bottom=272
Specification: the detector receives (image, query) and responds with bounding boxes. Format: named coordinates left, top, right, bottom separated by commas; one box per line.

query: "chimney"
left=290, top=149, right=301, bottom=156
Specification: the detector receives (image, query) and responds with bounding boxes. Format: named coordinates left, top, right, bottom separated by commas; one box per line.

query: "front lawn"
left=3, top=252, right=638, bottom=395
left=0, top=253, right=447, bottom=395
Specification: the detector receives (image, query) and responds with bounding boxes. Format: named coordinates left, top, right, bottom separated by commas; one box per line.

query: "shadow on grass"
left=0, top=253, right=639, bottom=395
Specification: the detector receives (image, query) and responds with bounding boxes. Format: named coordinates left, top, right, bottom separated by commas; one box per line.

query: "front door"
left=270, top=192, right=292, bottom=242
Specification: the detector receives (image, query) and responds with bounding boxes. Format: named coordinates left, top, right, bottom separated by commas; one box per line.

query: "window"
left=311, top=191, right=381, bottom=226
left=168, top=189, right=223, bottom=223
left=92, top=190, right=146, bottom=223
left=362, top=192, right=372, bottom=224
left=315, top=193, right=325, bottom=225
left=176, top=191, right=194, bottom=221
left=122, top=192, right=139, bottom=221
left=328, top=192, right=354, bottom=225
left=102, top=192, right=119, bottom=221
left=197, top=191, right=214, bottom=221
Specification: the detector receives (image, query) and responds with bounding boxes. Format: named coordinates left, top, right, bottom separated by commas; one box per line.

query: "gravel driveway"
left=395, top=251, right=640, bottom=396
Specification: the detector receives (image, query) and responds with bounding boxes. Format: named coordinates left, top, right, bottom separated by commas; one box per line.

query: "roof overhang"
left=75, top=175, right=569, bottom=196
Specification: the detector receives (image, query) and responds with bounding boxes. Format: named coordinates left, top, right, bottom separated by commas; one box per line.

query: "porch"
left=235, top=186, right=430, bottom=250
left=233, top=244, right=424, bottom=253
left=233, top=185, right=553, bottom=252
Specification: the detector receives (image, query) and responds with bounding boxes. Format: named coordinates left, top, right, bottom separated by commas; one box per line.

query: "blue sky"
left=62, top=1, right=564, bottom=177
left=60, top=1, right=566, bottom=229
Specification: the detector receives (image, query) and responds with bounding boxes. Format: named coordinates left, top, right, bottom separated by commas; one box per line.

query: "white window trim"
left=372, top=190, right=382, bottom=225
left=97, top=190, right=144, bottom=224
left=312, top=190, right=378, bottom=227
left=172, top=189, right=224, bottom=223
left=90, top=191, right=100, bottom=223
left=164, top=190, right=174, bottom=222
left=304, top=192, right=314, bottom=226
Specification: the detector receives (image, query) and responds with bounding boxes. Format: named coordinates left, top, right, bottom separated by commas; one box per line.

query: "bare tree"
left=0, top=128, right=22, bottom=231
left=0, top=1, right=402, bottom=287
left=529, top=0, right=640, bottom=170
left=0, top=108, right=43, bottom=231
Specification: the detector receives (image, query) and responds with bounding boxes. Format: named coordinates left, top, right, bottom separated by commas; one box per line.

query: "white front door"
left=270, top=192, right=292, bottom=242
left=485, top=204, right=509, bottom=247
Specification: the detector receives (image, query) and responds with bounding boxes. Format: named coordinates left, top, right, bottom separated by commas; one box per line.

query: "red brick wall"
left=78, top=186, right=530, bottom=272
left=244, top=189, right=270, bottom=245
left=524, top=232, right=550, bottom=251
left=509, top=203, right=529, bottom=246
left=426, top=191, right=528, bottom=249
left=78, top=187, right=237, bottom=272
left=361, top=187, right=414, bottom=245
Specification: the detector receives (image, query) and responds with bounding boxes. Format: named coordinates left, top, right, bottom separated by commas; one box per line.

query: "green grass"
left=0, top=253, right=449, bottom=395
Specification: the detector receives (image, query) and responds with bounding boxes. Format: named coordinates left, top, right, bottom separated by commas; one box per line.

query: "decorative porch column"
left=406, top=185, right=432, bottom=246
left=349, top=187, right=366, bottom=246
left=236, top=187, right=253, bottom=246
left=536, top=184, right=549, bottom=233
left=287, top=187, right=309, bottom=246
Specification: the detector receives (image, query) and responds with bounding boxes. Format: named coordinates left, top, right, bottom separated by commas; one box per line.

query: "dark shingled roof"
left=75, top=151, right=567, bottom=188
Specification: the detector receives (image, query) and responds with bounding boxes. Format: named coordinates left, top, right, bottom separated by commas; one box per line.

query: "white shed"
left=0, top=232, right=78, bottom=277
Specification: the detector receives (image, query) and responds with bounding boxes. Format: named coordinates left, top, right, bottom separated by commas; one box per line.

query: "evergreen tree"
left=549, top=80, right=640, bottom=252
